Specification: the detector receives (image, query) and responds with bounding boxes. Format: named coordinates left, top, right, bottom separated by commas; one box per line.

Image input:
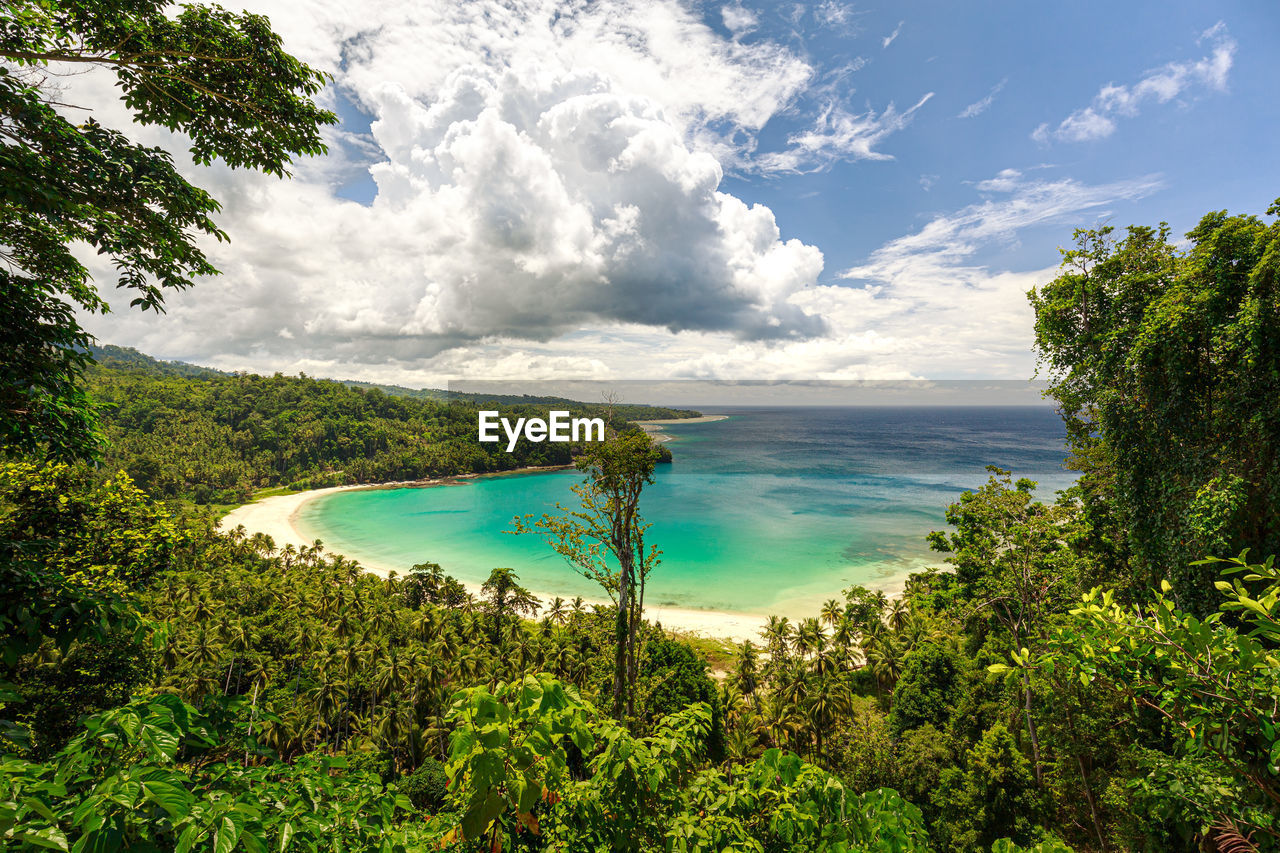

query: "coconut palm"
left=820, top=598, right=844, bottom=629
left=546, top=596, right=568, bottom=626
left=805, top=677, right=852, bottom=761
left=734, top=641, right=760, bottom=697
left=886, top=597, right=910, bottom=632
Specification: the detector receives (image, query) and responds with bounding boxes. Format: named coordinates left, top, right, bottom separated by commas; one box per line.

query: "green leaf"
left=142, top=781, right=191, bottom=820
left=15, top=827, right=70, bottom=852
left=214, top=816, right=240, bottom=853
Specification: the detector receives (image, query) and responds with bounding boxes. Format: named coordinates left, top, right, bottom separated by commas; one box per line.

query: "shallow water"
left=296, top=407, right=1075, bottom=616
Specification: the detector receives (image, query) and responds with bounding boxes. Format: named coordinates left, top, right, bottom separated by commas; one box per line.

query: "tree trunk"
left=1021, top=667, right=1043, bottom=784
left=245, top=681, right=260, bottom=765
left=625, top=555, right=645, bottom=723
left=1064, top=704, right=1106, bottom=849
left=612, top=546, right=631, bottom=721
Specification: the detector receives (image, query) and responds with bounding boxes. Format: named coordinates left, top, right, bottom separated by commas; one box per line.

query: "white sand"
left=634, top=414, right=729, bottom=445
left=219, top=481, right=768, bottom=644
left=632, top=415, right=730, bottom=425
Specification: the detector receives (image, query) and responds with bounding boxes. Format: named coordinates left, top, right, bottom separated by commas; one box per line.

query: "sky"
left=76, top=0, right=1280, bottom=385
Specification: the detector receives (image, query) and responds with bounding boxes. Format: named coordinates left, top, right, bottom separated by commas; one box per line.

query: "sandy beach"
left=634, top=414, right=729, bottom=444
left=219, top=474, right=768, bottom=644
left=632, top=415, right=731, bottom=425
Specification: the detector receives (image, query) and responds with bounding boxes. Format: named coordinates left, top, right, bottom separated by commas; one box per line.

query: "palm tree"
left=820, top=599, right=844, bottom=629
left=805, top=677, right=852, bottom=761
left=309, top=675, right=347, bottom=748
left=762, top=615, right=793, bottom=658
left=480, top=567, right=541, bottom=641
left=185, top=625, right=221, bottom=670
left=546, top=596, right=568, bottom=626
left=867, top=639, right=904, bottom=698
left=886, top=597, right=910, bottom=632
left=795, top=617, right=826, bottom=659
left=755, top=693, right=800, bottom=750
left=245, top=659, right=271, bottom=763
left=734, top=641, right=759, bottom=697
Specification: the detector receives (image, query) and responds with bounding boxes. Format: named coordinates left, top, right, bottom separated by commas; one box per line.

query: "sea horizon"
left=295, top=405, right=1076, bottom=619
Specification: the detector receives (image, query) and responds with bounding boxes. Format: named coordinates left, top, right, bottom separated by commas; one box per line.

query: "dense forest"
left=3, top=3, right=1278, bottom=850
left=82, top=346, right=689, bottom=505
left=4, top=203, right=1278, bottom=852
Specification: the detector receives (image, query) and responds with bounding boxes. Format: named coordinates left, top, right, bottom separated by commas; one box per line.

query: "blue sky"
left=82, top=0, right=1280, bottom=383
left=708, top=1, right=1277, bottom=276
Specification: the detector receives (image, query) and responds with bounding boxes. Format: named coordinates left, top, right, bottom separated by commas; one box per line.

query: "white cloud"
left=69, top=0, right=1147, bottom=384
left=957, top=77, right=1006, bottom=119
left=1033, top=22, right=1234, bottom=144
left=813, top=1, right=857, bottom=32
left=93, top=166, right=1165, bottom=383
left=80, top=0, right=849, bottom=371
left=974, top=168, right=1022, bottom=193
left=882, top=20, right=904, bottom=49
left=755, top=93, right=934, bottom=173
left=721, top=3, right=759, bottom=37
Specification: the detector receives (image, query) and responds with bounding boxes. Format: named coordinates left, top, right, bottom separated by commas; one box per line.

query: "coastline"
left=218, top=467, right=770, bottom=644
left=634, top=414, right=729, bottom=444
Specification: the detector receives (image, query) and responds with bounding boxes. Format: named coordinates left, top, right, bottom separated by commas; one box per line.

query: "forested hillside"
left=84, top=354, right=686, bottom=505
left=4, top=202, right=1278, bottom=852
left=1, top=0, right=1277, bottom=844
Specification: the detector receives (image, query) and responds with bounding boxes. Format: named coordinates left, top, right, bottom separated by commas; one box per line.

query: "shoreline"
left=634, top=414, right=729, bottom=444
left=218, top=464, right=772, bottom=644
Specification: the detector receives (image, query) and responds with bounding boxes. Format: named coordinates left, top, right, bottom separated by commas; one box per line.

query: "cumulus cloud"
left=91, top=64, right=828, bottom=362
left=76, top=0, right=897, bottom=366
left=394, top=169, right=1168, bottom=382
left=71, top=0, right=1121, bottom=385
left=957, top=78, right=1006, bottom=119
left=1033, top=22, right=1234, bottom=143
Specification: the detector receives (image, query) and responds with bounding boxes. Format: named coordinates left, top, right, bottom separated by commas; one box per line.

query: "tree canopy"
left=0, top=0, right=335, bottom=461
left=1029, top=201, right=1280, bottom=615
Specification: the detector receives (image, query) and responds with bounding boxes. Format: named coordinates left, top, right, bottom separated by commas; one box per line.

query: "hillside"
left=84, top=348, right=685, bottom=505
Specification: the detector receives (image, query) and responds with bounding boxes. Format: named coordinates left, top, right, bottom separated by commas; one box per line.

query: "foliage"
left=1029, top=202, right=1280, bottom=615
left=0, top=692, right=417, bottom=852
left=84, top=362, right=671, bottom=505
left=514, top=430, right=662, bottom=722
left=442, top=674, right=931, bottom=852
left=399, top=757, right=448, bottom=813
left=889, top=643, right=962, bottom=737
left=0, top=0, right=334, bottom=460
left=0, top=461, right=182, bottom=664
left=932, top=723, right=1042, bottom=851
left=1028, top=554, right=1280, bottom=845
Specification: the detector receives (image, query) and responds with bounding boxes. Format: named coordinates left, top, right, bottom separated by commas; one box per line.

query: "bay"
left=296, top=406, right=1074, bottom=617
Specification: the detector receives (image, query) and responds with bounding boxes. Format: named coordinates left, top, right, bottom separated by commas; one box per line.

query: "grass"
left=667, top=631, right=740, bottom=676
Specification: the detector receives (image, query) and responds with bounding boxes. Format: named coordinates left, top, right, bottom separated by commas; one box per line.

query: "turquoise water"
left=296, top=407, right=1075, bottom=616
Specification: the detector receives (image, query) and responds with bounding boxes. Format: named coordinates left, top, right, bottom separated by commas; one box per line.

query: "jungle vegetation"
left=81, top=354, right=682, bottom=507
left=1, top=1, right=1277, bottom=848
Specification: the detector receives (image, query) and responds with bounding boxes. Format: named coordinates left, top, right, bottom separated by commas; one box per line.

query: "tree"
left=934, top=723, right=1041, bottom=851
left=1027, top=554, right=1280, bottom=846
left=514, top=429, right=661, bottom=723
left=1029, top=202, right=1280, bottom=615
left=479, top=567, right=540, bottom=640
left=928, top=467, right=1079, bottom=783
left=0, top=461, right=182, bottom=665
left=889, top=642, right=962, bottom=737
left=0, top=0, right=334, bottom=460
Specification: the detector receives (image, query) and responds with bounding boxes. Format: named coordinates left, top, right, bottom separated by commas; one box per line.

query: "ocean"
left=295, top=406, right=1075, bottom=617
